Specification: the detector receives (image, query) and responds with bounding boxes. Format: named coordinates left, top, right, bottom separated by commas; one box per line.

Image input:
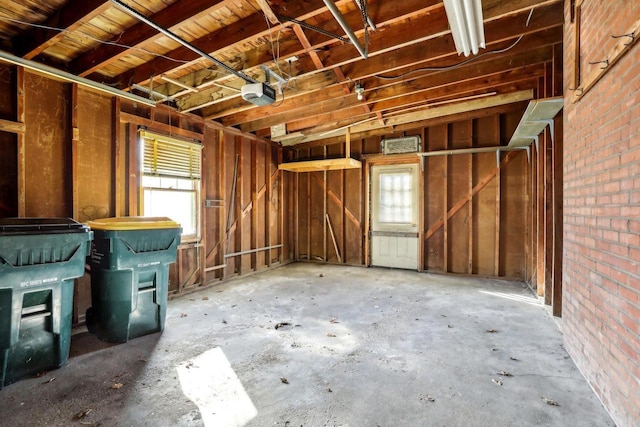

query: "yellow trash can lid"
left=88, top=217, right=181, bottom=231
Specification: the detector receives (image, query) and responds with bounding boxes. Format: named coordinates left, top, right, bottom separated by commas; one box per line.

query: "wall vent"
left=381, top=136, right=421, bottom=155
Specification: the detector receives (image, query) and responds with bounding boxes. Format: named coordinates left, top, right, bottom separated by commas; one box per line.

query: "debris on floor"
left=542, top=397, right=560, bottom=406
left=275, top=322, right=292, bottom=330
left=280, top=377, right=289, bottom=384
left=492, top=378, right=503, bottom=386
left=330, top=318, right=339, bottom=323
left=497, top=371, right=513, bottom=377
left=73, top=409, right=92, bottom=420
left=327, top=333, right=337, bottom=337
left=111, top=383, right=123, bottom=389
left=42, top=376, right=56, bottom=384
left=419, top=394, right=436, bottom=402
left=180, top=313, right=187, bottom=318
left=202, top=296, right=209, bottom=300
left=486, top=328, right=498, bottom=333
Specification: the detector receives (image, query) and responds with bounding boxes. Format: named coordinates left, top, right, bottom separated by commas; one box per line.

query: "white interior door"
left=370, top=163, right=419, bottom=270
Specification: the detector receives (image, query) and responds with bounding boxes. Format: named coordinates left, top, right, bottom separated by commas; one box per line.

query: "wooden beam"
left=294, top=170, right=300, bottom=260
left=363, top=159, right=370, bottom=265
left=71, top=84, right=79, bottom=220
left=236, top=137, right=244, bottom=274
left=112, top=97, right=123, bottom=216
left=571, top=0, right=582, bottom=91
left=544, top=128, right=553, bottom=304
left=292, top=24, right=325, bottom=70
left=200, top=130, right=208, bottom=286
left=0, top=119, right=25, bottom=134
left=72, top=0, right=226, bottom=76
left=177, top=247, right=184, bottom=293
left=306, top=153, right=311, bottom=260
left=418, top=127, right=426, bottom=272
left=266, top=146, right=272, bottom=267
left=127, top=123, right=139, bottom=215
left=443, top=138, right=448, bottom=273
left=495, top=151, right=501, bottom=276
left=119, top=111, right=203, bottom=140
left=279, top=62, right=546, bottom=134
left=205, top=6, right=562, bottom=123
left=296, top=102, right=528, bottom=151
left=113, top=0, right=340, bottom=88
left=536, top=122, right=545, bottom=296
left=278, top=157, right=361, bottom=172
left=16, top=67, right=25, bottom=217
left=326, top=214, right=342, bottom=263
left=287, top=90, right=534, bottom=146
left=251, top=141, right=258, bottom=271
left=323, top=147, right=327, bottom=261
left=14, top=0, right=110, bottom=59
left=278, top=148, right=284, bottom=262
left=572, top=17, right=640, bottom=102
left=219, top=130, right=227, bottom=280
left=552, top=115, right=563, bottom=316
left=297, top=1, right=562, bottom=75
left=468, top=125, right=474, bottom=274
left=257, top=0, right=280, bottom=25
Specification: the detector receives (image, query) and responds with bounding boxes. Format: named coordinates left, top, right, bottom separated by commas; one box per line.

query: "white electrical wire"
left=375, top=8, right=536, bottom=80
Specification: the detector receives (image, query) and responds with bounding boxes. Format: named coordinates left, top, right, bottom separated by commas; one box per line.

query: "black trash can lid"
left=0, top=218, right=90, bottom=235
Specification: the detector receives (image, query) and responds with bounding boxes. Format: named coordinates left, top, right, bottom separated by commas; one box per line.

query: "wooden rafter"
left=13, top=0, right=110, bottom=60
left=72, top=0, right=227, bottom=77
left=201, top=3, right=563, bottom=124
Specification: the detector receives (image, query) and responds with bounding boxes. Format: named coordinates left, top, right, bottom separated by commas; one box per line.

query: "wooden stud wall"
left=0, top=66, right=292, bottom=325
left=0, top=64, right=19, bottom=218
left=294, top=106, right=539, bottom=281
left=118, top=104, right=290, bottom=292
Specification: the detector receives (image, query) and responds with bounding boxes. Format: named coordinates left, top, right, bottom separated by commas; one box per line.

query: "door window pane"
left=379, top=172, right=412, bottom=223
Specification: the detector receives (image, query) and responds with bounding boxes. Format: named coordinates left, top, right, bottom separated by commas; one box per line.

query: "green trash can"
left=86, top=217, right=181, bottom=343
left=0, top=218, right=92, bottom=388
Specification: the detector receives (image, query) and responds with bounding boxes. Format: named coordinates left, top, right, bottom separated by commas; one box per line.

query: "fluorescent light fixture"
left=443, top=0, right=486, bottom=57
left=0, top=50, right=156, bottom=106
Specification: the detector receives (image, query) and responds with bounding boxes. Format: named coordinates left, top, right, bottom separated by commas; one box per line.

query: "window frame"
left=138, top=129, right=202, bottom=243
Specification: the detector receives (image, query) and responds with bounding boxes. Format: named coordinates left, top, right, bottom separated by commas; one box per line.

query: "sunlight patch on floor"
left=479, top=290, right=541, bottom=306
left=177, top=347, right=257, bottom=426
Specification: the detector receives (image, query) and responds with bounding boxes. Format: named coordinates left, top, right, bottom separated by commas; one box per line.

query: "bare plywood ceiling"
left=0, top=0, right=563, bottom=145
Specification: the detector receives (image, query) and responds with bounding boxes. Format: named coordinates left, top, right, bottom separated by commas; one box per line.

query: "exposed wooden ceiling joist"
left=13, top=0, right=111, bottom=60
left=0, top=0, right=564, bottom=146
left=200, top=3, right=562, bottom=124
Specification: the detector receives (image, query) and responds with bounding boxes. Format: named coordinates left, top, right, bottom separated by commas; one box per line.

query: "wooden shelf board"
left=278, top=157, right=362, bottom=172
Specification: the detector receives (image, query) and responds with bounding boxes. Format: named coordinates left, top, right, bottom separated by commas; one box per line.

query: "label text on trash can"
left=20, top=277, right=58, bottom=288
left=137, top=261, right=161, bottom=268
left=91, top=250, right=104, bottom=263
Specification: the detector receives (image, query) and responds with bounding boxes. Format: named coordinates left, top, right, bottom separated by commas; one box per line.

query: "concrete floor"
left=0, top=263, right=613, bottom=427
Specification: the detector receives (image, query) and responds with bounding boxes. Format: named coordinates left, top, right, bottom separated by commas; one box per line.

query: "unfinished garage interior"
left=0, top=0, right=637, bottom=425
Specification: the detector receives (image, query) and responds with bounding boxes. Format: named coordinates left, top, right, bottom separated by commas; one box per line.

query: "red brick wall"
left=562, top=1, right=640, bottom=426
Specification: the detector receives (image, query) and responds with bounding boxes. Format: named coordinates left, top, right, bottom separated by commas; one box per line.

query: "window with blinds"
left=140, top=130, right=202, bottom=179
left=139, top=130, right=202, bottom=240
